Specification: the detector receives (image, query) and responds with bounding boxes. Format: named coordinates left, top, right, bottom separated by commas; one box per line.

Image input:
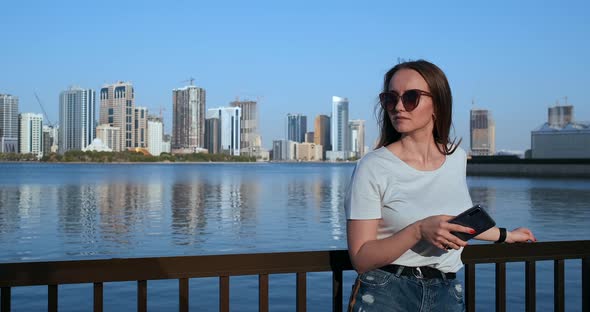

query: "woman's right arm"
left=347, top=219, right=421, bottom=274
left=347, top=216, right=474, bottom=274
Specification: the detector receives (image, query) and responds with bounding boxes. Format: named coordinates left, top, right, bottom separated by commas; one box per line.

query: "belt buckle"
left=412, top=267, right=424, bottom=279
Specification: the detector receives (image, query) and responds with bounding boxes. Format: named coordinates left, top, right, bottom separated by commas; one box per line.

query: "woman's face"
left=387, top=69, right=435, bottom=135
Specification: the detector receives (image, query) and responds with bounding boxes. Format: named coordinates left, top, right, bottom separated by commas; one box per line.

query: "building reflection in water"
left=312, top=166, right=349, bottom=242
left=97, top=182, right=152, bottom=248
left=528, top=186, right=590, bottom=239
left=328, top=167, right=346, bottom=241
left=170, top=169, right=259, bottom=248
left=468, top=186, right=497, bottom=213
left=0, top=187, right=24, bottom=236
left=286, top=179, right=309, bottom=227
left=1, top=185, right=46, bottom=239
left=171, top=181, right=207, bottom=246
left=57, top=185, right=99, bottom=253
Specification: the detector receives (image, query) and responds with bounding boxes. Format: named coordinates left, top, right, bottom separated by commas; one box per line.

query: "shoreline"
left=3, top=160, right=590, bottom=178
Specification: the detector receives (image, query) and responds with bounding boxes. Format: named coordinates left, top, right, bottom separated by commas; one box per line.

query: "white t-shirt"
left=345, top=146, right=473, bottom=273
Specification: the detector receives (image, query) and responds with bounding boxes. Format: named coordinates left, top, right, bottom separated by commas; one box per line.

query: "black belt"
left=379, top=264, right=456, bottom=280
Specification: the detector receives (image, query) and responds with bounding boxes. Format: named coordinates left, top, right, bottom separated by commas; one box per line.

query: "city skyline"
left=2, top=1, right=589, bottom=151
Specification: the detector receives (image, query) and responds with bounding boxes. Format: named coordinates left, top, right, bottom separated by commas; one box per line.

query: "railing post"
left=465, top=263, right=476, bottom=312
left=220, top=276, right=229, bottom=312
left=554, top=260, right=564, bottom=312
left=179, top=278, right=188, bottom=312
left=1, top=287, right=10, bottom=312
left=259, top=274, right=268, bottom=312
left=332, top=270, right=342, bottom=312
left=48, top=285, right=58, bottom=312
left=93, top=282, right=103, bottom=312
left=296, top=272, right=306, bottom=312
left=495, top=263, right=506, bottom=312
left=583, top=257, right=589, bottom=312
left=137, top=280, right=147, bottom=312
left=525, top=261, right=536, bottom=312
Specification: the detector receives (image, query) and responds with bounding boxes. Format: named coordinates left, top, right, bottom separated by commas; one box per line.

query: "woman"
left=345, top=60, right=536, bottom=311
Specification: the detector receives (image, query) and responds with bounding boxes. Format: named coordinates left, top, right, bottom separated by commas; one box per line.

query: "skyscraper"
left=230, top=100, right=260, bottom=156
left=99, top=81, right=134, bottom=151
left=286, top=113, right=307, bottom=143
left=18, top=113, right=44, bottom=158
left=134, top=107, right=148, bottom=148
left=207, top=107, right=241, bottom=156
left=349, top=119, right=366, bottom=158
left=205, top=112, right=220, bottom=154
left=327, top=96, right=350, bottom=160
left=0, top=94, right=19, bottom=153
left=314, top=114, right=330, bottom=159
left=59, top=87, right=96, bottom=153
left=172, top=85, right=206, bottom=152
left=470, top=109, right=495, bottom=156
left=147, top=116, right=163, bottom=156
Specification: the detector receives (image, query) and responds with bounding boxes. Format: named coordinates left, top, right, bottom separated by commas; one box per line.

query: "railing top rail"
left=462, top=240, right=590, bottom=263
left=0, top=240, right=588, bottom=287
left=0, top=250, right=353, bottom=287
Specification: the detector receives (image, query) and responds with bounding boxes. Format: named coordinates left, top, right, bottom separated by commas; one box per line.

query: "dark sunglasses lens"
left=380, top=93, right=398, bottom=111
left=402, top=90, right=419, bottom=111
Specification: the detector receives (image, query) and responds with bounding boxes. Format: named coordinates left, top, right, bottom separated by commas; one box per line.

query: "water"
left=0, top=163, right=589, bottom=311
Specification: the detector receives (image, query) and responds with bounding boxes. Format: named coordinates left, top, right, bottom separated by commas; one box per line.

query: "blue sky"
left=2, top=0, right=589, bottom=151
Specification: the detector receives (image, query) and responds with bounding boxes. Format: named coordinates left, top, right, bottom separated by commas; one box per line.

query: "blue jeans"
left=348, top=268, right=465, bottom=312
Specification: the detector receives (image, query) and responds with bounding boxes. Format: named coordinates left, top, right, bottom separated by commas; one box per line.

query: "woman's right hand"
left=417, top=215, right=476, bottom=250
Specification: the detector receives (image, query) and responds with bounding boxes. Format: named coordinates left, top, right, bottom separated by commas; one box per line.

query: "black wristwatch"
left=495, top=227, right=507, bottom=243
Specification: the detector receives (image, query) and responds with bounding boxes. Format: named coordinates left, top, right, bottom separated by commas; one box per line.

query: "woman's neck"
left=391, top=129, right=444, bottom=169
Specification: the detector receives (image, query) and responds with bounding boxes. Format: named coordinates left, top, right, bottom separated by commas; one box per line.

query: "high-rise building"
left=470, top=109, right=496, bottom=156
left=172, top=85, right=206, bottom=152
left=207, top=107, right=241, bottom=156
left=99, top=81, right=134, bottom=151
left=147, top=116, right=163, bottom=156
left=134, top=107, right=148, bottom=148
left=205, top=112, right=220, bottom=154
left=326, top=96, right=350, bottom=160
left=230, top=100, right=261, bottom=156
left=59, top=87, right=96, bottom=154
left=548, top=105, right=573, bottom=128
left=96, top=124, right=121, bottom=152
left=286, top=113, right=307, bottom=143
left=349, top=119, right=366, bottom=158
left=331, top=96, right=349, bottom=152
left=18, top=113, right=44, bottom=158
left=42, top=125, right=59, bottom=155
left=0, top=94, right=19, bottom=153
left=314, top=114, right=330, bottom=159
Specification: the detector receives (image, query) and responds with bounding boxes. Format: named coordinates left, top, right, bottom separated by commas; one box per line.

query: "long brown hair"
left=375, top=59, right=461, bottom=155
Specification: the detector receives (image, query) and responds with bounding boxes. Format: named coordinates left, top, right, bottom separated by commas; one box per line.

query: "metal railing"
left=0, top=241, right=588, bottom=312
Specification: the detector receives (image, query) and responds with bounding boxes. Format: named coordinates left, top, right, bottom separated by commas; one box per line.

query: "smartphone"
left=449, top=204, right=496, bottom=241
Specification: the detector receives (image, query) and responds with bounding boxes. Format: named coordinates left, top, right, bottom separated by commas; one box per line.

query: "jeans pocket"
left=358, top=269, right=393, bottom=287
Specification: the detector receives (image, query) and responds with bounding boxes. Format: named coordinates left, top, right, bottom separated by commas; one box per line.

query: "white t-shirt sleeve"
left=345, top=158, right=382, bottom=220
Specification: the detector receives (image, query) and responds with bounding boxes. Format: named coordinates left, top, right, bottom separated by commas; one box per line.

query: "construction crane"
left=34, top=92, right=56, bottom=127
left=180, top=77, right=196, bottom=86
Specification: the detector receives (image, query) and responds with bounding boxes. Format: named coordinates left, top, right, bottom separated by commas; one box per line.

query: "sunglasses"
left=379, top=89, right=432, bottom=112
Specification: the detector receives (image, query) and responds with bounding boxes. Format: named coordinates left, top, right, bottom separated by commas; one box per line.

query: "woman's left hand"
left=507, top=227, right=537, bottom=243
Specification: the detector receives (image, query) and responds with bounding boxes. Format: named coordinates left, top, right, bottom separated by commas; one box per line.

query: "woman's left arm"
left=475, top=227, right=537, bottom=243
